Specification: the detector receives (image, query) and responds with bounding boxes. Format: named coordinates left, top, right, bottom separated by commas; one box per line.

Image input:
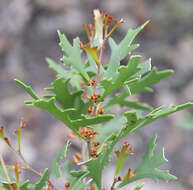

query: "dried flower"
left=123, top=168, right=136, bottom=180
left=78, top=127, right=99, bottom=139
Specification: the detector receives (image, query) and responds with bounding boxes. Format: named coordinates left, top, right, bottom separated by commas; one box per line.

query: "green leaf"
left=14, top=79, right=39, bottom=100
left=62, top=162, right=88, bottom=190
left=58, top=30, right=89, bottom=82
left=68, top=171, right=89, bottom=190
left=70, top=170, right=89, bottom=178
left=104, top=90, right=152, bottom=111
left=28, top=98, right=114, bottom=136
left=132, top=58, right=151, bottom=79
left=95, top=114, right=126, bottom=142
left=44, top=78, right=88, bottom=120
left=20, top=180, right=30, bottom=190
left=119, top=135, right=177, bottom=188
left=101, top=55, right=141, bottom=98
left=117, top=103, right=192, bottom=139
left=129, top=67, right=174, bottom=94
left=16, top=80, right=114, bottom=137
left=46, top=57, right=66, bottom=78
left=81, top=134, right=118, bottom=190
left=50, top=141, right=70, bottom=178
left=134, top=183, right=144, bottom=190
left=71, top=114, right=115, bottom=127
left=34, top=168, right=50, bottom=190
left=46, top=57, right=82, bottom=90
left=105, top=21, right=149, bottom=79
left=81, top=103, right=191, bottom=190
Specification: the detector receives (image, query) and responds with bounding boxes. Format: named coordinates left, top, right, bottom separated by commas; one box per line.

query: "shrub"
left=0, top=9, right=192, bottom=190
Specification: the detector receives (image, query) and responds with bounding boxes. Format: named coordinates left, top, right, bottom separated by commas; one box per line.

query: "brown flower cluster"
left=87, top=93, right=102, bottom=103
left=115, top=142, right=134, bottom=157
left=88, top=79, right=96, bottom=86
left=78, top=127, right=99, bottom=139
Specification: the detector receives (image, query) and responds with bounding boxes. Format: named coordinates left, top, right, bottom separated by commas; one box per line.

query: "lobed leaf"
left=101, top=55, right=141, bottom=98
left=129, top=67, right=174, bottom=94
left=118, top=135, right=177, bottom=188
left=46, top=57, right=82, bottom=90
left=44, top=78, right=88, bottom=120
left=105, top=21, right=149, bottom=79
left=15, top=79, right=114, bottom=137
left=104, top=90, right=152, bottom=111
left=58, top=30, right=89, bottom=82
left=14, top=79, right=39, bottom=100
left=50, top=141, right=70, bottom=178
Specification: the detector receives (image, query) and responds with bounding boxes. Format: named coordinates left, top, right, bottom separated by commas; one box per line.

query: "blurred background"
left=0, top=0, right=193, bottom=189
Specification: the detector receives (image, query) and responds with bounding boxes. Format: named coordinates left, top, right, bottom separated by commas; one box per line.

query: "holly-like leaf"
left=46, top=58, right=66, bottom=78
left=105, top=21, right=149, bottom=79
left=14, top=79, right=39, bottom=100
left=82, top=134, right=118, bottom=190
left=44, top=78, right=88, bottom=120
left=58, top=30, right=89, bottom=82
left=34, top=168, right=50, bottom=190
left=129, top=67, right=174, bottom=94
left=50, top=141, right=70, bottom=178
left=104, top=90, right=152, bottom=111
left=101, top=55, right=141, bottom=98
left=131, top=58, right=151, bottom=79
left=81, top=103, right=191, bottom=190
left=15, top=79, right=114, bottom=137
left=119, top=103, right=192, bottom=139
left=46, top=57, right=82, bottom=90
left=119, top=135, right=177, bottom=188
left=29, top=98, right=114, bottom=135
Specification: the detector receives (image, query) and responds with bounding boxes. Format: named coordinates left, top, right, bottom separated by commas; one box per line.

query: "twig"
left=6, top=142, right=56, bottom=189
left=110, top=179, right=117, bottom=190
left=95, top=37, right=108, bottom=85
left=0, top=154, right=14, bottom=190
left=87, top=140, right=92, bottom=158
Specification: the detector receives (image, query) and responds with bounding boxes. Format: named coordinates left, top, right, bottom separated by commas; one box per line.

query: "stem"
left=95, top=37, right=108, bottom=85
left=18, top=151, right=42, bottom=177
left=6, top=143, right=56, bottom=189
left=0, top=154, right=14, bottom=190
left=110, top=179, right=117, bottom=190
left=87, top=140, right=92, bottom=158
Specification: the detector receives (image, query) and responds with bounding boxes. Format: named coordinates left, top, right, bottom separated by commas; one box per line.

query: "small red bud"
left=65, top=182, right=70, bottom=188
